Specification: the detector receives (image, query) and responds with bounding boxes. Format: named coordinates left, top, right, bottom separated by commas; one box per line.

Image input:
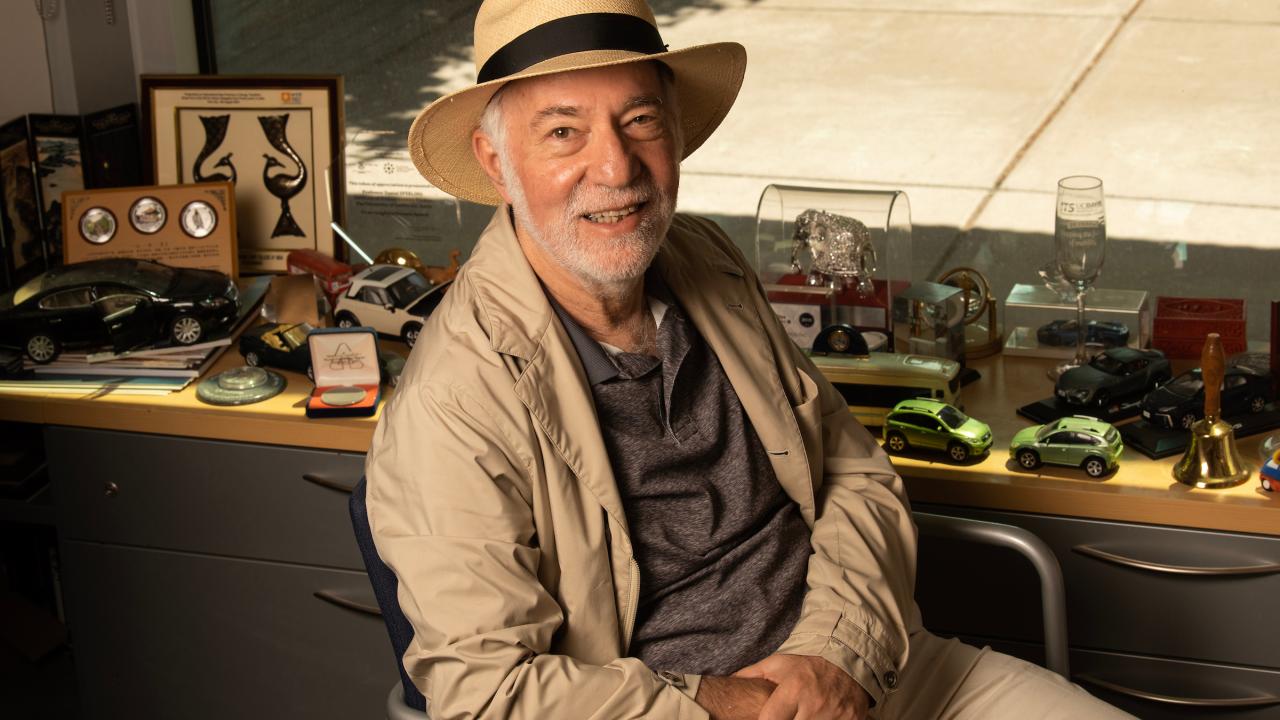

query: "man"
left=368, top=1, right=1131, bottom=718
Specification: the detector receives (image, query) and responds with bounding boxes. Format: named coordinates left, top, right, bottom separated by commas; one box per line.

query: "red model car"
left=287, top=249, right=353, bottom=308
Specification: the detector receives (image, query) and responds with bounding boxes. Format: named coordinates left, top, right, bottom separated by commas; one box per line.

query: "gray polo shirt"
left=549, top=283, right=812, bottom=675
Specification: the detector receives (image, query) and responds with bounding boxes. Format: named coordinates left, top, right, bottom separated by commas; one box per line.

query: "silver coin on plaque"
left=180, top=200, right=218, bottom=239
left=79, top=207, right=118, bottom=245
left=129, top=196, right=167, bottom=234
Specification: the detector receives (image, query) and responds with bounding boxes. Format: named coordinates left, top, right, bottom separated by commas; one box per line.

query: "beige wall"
left=0, top=3, right=54, bottom=120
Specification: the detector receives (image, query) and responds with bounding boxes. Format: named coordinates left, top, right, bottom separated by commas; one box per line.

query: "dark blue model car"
left=1140, top=364, right=1274, bottom=430
left=1037, top=319, right=1130, bottom=348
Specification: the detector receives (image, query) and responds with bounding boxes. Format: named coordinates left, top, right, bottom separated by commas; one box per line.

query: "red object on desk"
left=767, top=274, right=908, bottom=332
left=1153, top=296, right=1246, bottom=358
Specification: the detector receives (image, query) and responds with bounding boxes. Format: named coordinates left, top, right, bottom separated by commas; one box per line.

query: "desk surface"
left=1, top=347, right=1275, bottom=536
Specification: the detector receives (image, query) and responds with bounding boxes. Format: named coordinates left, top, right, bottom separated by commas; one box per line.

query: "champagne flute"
left=1049, top=176, right=1106, bottom=380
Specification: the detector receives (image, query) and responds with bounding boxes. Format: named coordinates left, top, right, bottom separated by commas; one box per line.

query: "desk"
left=4, top=348, right=1274, bottom=535
left=3, top=350, right=1278, bottom=719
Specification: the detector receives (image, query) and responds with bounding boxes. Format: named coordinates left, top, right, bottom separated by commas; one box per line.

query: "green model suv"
left=882, top=398, right=993, bottom=462
left=1009, top=415, right=1123, bottom=478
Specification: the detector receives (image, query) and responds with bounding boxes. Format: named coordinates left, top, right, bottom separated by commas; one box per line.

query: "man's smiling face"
left=477, top=62, right=681, bottom=288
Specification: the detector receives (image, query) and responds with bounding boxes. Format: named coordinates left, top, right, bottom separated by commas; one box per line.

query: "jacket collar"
left=465, top=207, right=553, bottom=362
left=466, top=208, right=814, bottom=536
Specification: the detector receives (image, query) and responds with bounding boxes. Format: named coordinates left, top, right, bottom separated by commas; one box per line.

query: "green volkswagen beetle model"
left=882, top=398, right=993, bottom=462
left=1009, top=415, right=1123, bottom=478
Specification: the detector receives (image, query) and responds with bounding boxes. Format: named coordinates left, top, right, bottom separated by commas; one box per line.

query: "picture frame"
left=141, top=75, right=344, bottom=273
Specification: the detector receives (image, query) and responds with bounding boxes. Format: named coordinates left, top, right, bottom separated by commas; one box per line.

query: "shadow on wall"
left=210, top=0, right=760, bottom=160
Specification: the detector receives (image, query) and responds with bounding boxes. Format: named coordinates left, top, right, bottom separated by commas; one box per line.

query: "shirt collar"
left=547, top=294, right=620, bottom=385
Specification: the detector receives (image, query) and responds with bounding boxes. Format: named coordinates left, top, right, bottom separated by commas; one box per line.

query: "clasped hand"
left=695, top=653, right=870, bottom=720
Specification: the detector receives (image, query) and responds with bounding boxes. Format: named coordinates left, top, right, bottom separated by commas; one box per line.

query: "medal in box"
left=305, top=326, right=381, bottom=418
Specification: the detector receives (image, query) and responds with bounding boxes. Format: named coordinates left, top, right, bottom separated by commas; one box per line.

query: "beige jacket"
left=367, top=208, right=974, bottom=720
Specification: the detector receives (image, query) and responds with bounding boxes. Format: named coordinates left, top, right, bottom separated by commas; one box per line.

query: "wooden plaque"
left=62, top=181, right=238, bottom=278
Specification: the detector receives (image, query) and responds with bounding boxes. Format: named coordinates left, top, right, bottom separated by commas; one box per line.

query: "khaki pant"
left=874, top=633, right=1135, bottom=719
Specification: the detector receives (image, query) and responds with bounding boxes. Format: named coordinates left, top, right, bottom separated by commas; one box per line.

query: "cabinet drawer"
left=971, top=637, right=1280, bottom=720
left=48, top=427, right=367, bottom=569
left=61, top=540, right=394, bottom=720
left=915, top=503, right=1280, bottom=670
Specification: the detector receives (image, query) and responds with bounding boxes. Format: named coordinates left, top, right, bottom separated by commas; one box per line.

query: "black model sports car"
left=1140, top=365, right=1275, bottom=430
left=1055, top=347, right=1171, bottom=409
left=1037, top=319, right=1130, bottom=348
left=0, top=258, right=239, bottom=363
left=240, top=322, right=316, bottom=380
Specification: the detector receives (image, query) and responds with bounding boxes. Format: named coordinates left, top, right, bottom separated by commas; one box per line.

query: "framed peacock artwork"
left=142, top=75, right=344, bottom=272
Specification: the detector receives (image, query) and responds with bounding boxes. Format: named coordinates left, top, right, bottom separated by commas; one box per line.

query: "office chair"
left=350, top=480, right=1070, bottom=720
left=349, top=477, right=429, bottom=719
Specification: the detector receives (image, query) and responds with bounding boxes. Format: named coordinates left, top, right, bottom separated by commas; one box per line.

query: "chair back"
left=349, top=477, right=428, bottom=712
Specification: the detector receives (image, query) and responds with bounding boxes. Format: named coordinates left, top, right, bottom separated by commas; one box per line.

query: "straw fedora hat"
left=407, top=0, right=747, bottom=205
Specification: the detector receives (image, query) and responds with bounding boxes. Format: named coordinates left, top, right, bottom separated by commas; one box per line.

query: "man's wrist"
left=694, top=675, right=775, bottom=720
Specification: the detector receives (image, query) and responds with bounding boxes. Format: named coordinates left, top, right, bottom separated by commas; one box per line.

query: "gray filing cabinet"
left=47, top=426, right=393, bottom=720
left=914, top=502, right=1280, bottom=719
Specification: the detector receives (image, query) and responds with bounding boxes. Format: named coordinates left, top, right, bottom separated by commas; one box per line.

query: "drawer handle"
left=313, top=590, right=382, bottom=617
left=1076, top=673, right=1280, bottom=708
left=1073, top=545, right=1280, bottom=576
left=302, top=473, right=357, bottom=494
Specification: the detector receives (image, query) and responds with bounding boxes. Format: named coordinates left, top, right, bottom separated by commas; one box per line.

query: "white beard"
left=503, top=156, right=676, bottom=290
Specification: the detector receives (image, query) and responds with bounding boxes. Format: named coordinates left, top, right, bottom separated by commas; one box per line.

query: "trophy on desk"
left=1172, top=333, right=1252, bottom=488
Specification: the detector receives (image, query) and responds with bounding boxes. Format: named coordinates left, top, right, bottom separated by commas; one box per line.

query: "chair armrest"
left=913, top=511, right=1070, bottom=678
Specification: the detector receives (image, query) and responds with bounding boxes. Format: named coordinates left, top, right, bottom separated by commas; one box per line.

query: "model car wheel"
left=1083, top=456, right=1108, bottom=478
left=885, top=431, right=908, bottom=453
left=1016, top=449, right=1041, bottom=470
left=1264, top=477, right=1275, bottom=492
left=947, top=442, right=969, bottom=463
left=25, top=333, right=60, bottom=364
left=170, top=315, right=204, bottom=345
left=402, top=321, right=423, bottom=348
left=1249, top=395, right=1266, bottom=413
left=244, top=351, right=261, bottom=367
left=1179, top=412, right=1196, bottom=430
left=335, top=311, right=358, bottom=328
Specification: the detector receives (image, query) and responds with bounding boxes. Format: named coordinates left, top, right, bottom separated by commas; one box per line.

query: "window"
left=894, top=412, right=935, bottom=429
left=832, top=383, right=932, bottom=409
left=97, top=293, right=145, bottom=315
left=39, top=288, right=93, bottom=309
left=1047, top=432, right=1076, bottom=445
left=358, top=287, right=390, bottom=306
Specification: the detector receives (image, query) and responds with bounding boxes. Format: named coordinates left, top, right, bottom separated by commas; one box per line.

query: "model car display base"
left=1017, top=394, right=1144, bottom=426
left=1121, top=409, right=1280, bottom=460
left=196, top=366, right=286, bottom=406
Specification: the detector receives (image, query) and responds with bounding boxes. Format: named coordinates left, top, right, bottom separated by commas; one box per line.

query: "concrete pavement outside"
left=212, top=0, right=1279, bottom=342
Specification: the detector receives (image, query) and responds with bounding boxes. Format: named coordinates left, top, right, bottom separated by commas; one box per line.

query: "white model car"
left=333, top=265, right=449, bottom=348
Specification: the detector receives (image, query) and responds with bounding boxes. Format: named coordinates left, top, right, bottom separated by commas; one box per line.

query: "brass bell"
left=1172, top=333, right=1252, bottom=488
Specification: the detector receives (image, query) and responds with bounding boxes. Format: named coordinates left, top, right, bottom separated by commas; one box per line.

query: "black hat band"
left=478, top=12, right=668, bottom=84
